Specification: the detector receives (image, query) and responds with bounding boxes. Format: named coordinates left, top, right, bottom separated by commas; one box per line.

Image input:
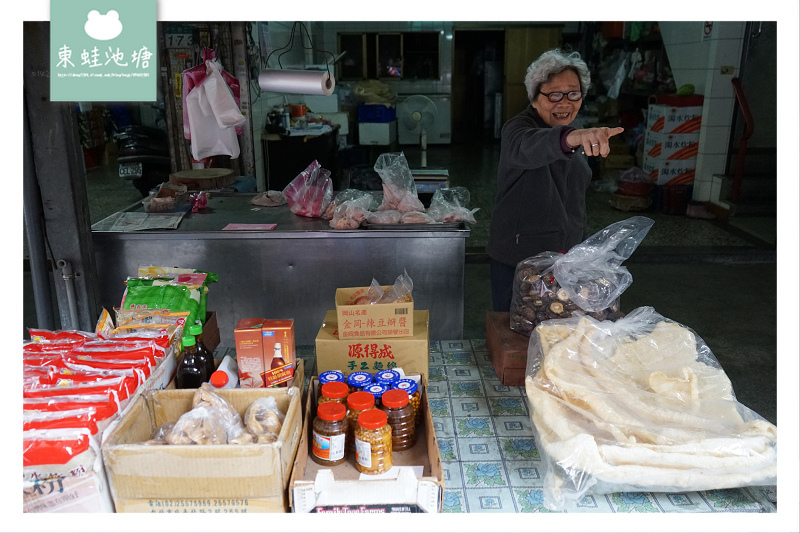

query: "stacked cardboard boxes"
left=642, top=99, right=703, bottom=186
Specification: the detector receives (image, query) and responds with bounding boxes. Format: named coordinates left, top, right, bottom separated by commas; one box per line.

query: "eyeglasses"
left=538, top=90, right=583, bottom=103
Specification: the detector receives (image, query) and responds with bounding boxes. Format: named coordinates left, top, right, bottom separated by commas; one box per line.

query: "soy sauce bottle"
left=189, top=322, right=215, bottom=378
left=175, top=335, right=209, bottom=389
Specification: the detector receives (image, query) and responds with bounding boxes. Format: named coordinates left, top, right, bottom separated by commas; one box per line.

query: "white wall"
left=659, top=21, right=747, bottom=203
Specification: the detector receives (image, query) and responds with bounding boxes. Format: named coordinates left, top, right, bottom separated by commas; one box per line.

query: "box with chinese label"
left=642, top=155, right=697, bottom=186
left=315, top=309, right=429, bottom=377
left=234, top=318, right=296, bottom=388
left=644, top=130, right=700, bottom=161
left=646, top=103, right=703, bottom=135
left=335, top=286, right=414, bottom=339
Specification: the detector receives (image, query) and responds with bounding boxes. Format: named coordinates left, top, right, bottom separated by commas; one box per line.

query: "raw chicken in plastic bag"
left=373, top=152, right=425, bottom=213
left=552, top=215, right=654, bottom=312
left=326, top=189, right=378, bottom=229
left=426, top=186, right=479, bottom=223
left=524, top=306, right=777, bottom=510
left=283, top=160, right=333, bottom=218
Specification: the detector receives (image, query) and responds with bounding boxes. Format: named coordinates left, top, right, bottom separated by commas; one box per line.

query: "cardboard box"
left=316, top=310, right=429, bottom=377
left=486, top=312, right=530, bottom=387
left=335, top=286, right=414, bottom=339
left=234, top=318, right=296, bottom=388
left=358, top=121, right=397, bottom=145
left=203, top=311, right=221, bottom=354
left=642, top=155, right=697, bottom=186
left=646, top=104, right=702, bottom=134
left=644, top=130, right=700, bottom=161
left=289, top=374, right=443, bottom=512
left=102, top=361, right=305, bottom=513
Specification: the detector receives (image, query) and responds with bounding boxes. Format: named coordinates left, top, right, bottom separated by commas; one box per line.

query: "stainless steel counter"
left=92, top=193, right=469, bottom=345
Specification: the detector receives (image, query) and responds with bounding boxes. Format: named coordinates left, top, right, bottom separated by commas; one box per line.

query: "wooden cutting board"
left=169, top=168, right=235, bottom=189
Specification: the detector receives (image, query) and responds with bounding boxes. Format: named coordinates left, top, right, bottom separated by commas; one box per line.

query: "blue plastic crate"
left=358, top=104, right=396, bottom=123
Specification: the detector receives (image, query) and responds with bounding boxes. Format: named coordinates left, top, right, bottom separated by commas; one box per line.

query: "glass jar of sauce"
left=345, top=390, right=375, bottom=456
left=374, top=369, right=401, bottom=388
left=363, top=383, right=389, bottom=407
left=354, top=409, right=392, bottom=475
left=311, top=401, right=347, bottom=466
left=346, top=371, right=374, bottom=392
left=381, top=388, right=416, bottom=450
left=319, top=381, right=349, bottom=406
left=317, top=370, right=345, bottom=397
left=392, top=378, right=422, bottom=426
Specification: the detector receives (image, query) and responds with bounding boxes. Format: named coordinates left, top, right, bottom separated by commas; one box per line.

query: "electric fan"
left=398, top=95, right=437, bottom=167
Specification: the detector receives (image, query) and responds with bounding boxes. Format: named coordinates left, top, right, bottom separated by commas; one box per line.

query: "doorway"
left=451, top=29, right=505, bottom=143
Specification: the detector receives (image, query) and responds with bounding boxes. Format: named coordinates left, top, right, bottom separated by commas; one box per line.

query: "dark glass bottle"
left=189, top=322, right=215, bottom=378
left=175, top=335, right=209, bottom=389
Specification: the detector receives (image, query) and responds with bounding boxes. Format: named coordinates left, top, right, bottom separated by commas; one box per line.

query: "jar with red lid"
left=354, top=409, right=392, bottom=475
left=319, top=381, right=349, bottom=406
left=392, top=378, right=422, bottom=426
left=311, top=401, right=347, bottom=466
left=345, top=390, right=375, bottom=455
left=317, top=370, right=345, bottom=396
left=380, top=388, right=416, bottom=450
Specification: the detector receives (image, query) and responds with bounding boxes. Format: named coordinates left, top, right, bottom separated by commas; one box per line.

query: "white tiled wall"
left=660, top=21, right=746, bottom=202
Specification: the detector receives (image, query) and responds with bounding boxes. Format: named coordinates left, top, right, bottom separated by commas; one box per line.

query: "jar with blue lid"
left=374, top=369, right=401, bottom=388
left=392, top=378, right=421, bottom=425
left=364, top=383, right=389, bottom=406
left=346, top=371, right=374, bottom=391
left=318, top=370, right=345, bottom=396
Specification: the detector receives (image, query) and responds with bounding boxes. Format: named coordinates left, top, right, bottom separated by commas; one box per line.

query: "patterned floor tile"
left=450, top=397, right=491, bottom=417
left=460, top=461, right=509, bottom=487
left=464, top=487, right=517, bottom=512
left=444, top=364, right=482, bottom=381
left=442, top=489, right=467, bottom=513
left=456, top=439, right=502, bottom=463
left=503, top=460, right=544, bottom=487
left=432, top=414, right=455, bottom=438
left=492, top=415, right=533, bottom=436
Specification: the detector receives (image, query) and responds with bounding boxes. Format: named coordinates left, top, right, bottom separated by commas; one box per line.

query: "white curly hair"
left=524, top=49, right=592, bottom=102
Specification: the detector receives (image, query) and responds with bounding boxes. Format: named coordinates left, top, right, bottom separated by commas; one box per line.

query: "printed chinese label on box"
left=644, top=130, right=700, bottom=161
left=646, top=104, right=702, bottom=134
left=234, top=318, right=296, bottom=388
left=335, top=287, right=414, bottom=339
left=316, top=309, right=429, bottom=377
left=642, top=155, right=697, bottom=186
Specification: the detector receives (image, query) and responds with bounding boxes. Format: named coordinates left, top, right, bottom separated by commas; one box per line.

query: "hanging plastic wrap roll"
left=258, top=69, right=335, bottom=96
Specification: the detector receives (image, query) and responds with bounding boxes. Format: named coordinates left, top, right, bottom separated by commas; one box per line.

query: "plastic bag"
left=373, top=152, right=425, bottom=213
left=282, top=160, right=333, bottom=218
left=186, top=60, right=246, bottom=160
left=243, top=396, right=285, bottom=443
left=552, top=215, right=654, bottom=312
left=426, top=186, right=479, bottom=223
left=326, top=189, right=377, bottom=229
left=524, top=307, right=777, bottom=510
left=182, top=49, right=242, bottom=140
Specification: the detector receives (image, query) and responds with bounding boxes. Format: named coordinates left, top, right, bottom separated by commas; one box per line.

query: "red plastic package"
left=282, top=160, right=333, bottom=218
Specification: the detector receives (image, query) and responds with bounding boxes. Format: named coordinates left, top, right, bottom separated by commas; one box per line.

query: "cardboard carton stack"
left=642, top=96, right=704, bottom=187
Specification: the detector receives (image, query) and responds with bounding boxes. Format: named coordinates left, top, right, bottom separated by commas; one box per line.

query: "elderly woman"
left=487, top=49, right=624, bottom=312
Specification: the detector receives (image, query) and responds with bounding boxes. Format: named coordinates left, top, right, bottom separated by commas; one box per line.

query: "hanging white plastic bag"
left=186, top=60, right=246, bottom=160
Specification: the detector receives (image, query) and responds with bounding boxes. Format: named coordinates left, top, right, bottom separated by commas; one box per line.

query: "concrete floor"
left=26, top=137, right=780, bottom=428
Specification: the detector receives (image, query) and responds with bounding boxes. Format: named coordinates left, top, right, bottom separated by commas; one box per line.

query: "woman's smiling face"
left=532, top=69, right=583, bottom=127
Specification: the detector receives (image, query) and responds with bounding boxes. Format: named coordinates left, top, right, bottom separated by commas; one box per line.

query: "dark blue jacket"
left=487, top=106, right=591, bottom=267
